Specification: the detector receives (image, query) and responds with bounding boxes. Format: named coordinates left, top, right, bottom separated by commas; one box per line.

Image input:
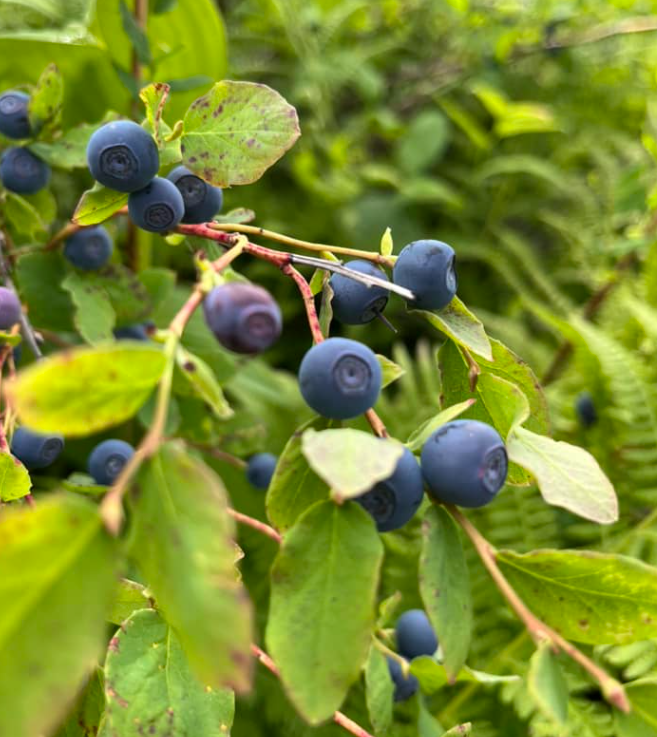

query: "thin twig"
left=251, top=644, right=375, bottom=737
left=227, top=509, right=282, bottom=544
left=209, top=222, right=394, bottom=267
left=281, top=263, right=324, bottom=344
left=448, top=505, right=630, bottom=712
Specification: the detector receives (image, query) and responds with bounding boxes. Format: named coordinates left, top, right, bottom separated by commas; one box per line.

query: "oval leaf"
left=406, top=399, right=476, bottom=452
left=73, top=185, right=128, bottom=226
left=508, top=426, right=618, bottom=524
left=0, top=495, right=117, bottom=737
left=0, top=451, right=31, bottom=501
left=6, top=343, right=167, bottom=436
left=181, top=80, right=300, bottom=186
left=527, top=643, right=569, bottom=724
left=420, top=506, right=472, bottom=681
left=301, top=428, right=405, bottom=501
left=365, top=646, right=394, bottom=736
left=266, top=417, right=330, bottom=532
left=497, top=549, right=657, bottom=644
left=266, top=501, right=383, bottom=724
left=131, top=442, right=253, bottom=693
left=105, top=609, right=235, bottom=737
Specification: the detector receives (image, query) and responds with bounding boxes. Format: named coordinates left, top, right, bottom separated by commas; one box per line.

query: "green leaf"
left=301, top=428, right=405, bottom=501
left=413, top=298, right=492, bottom=361
left=181, top=80, right=300, bottom=187
left=73, top=184, right=128, bottom=226
left=62, top=271, right=116, bottom=344
left=508, top=426, right=618, bottom=524
left=105, top=609, right=235, bottom=737
left=7, top=343, right=166, bottom=436
left=4, top=192, right=48, bottom=238
left=0, top=495, right=117, bottom=737
left=420, top=506, right=472, bottom=681
left=131, top=442, right=253, bottom=692
left=28, top=62, right=63, bottom=134
left=380, top=227, right=393, bottom=257
left=497, top=549, right=657, bottom=644
left=108, top=578, right=153, bottom=626
left=405, top=399, right=476, bottom=452
left=410, top=656, right=519, bottom=693
left=15, top=251, right=74, bottom=331
left=30, top=115, right=119, bottom=168
left=378, top=353, right=405, bottom=388
left=139, top=267, right=176, bottom=313
left=615, top=678, right=657, bottom=736
left=396, top=110, right=450, bottom=174
left=174, top=346, right=233, bottom=419
left=266, top=501, right=383, bottom=724
left=140, top=82, right=170, bottom=147
left=0, top=451, right=31, bottom=501
left=365, top=646, right=394, bottom=736
left=527, top=643, right=569, bottom=724
left=319, top=275, right=333, bottom=339
left=61, top=472, right=107, bottom=496
left=418, top=699, right=444, bottom=736
left=119, top=0, right=152, bottom=66
left=54, top=669, right=105, bottom=737
left=214, top=207, right=255, bottom=225
left=266, top=416, right=330, bottom=532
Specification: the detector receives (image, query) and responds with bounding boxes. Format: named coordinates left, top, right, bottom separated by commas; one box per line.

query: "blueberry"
left=392, top=239, right=457, bottom=311
left=203, top=282, right=282, bottom=355
left=11, top=427, right=64, bottom=470
left=421, top=420, right=508, bottom=508
left=246, top=452, right=278, bottom=490
left=86, top=120, right=159, bottom=192
left=298, top=337, right=382, bottom=420
left=0, top=287, right=21, bottom=330
left=387, top=657, right=419, bottom=702
left=0, top=90, right=31, bottom=139
left=87, top=439, right=135, bottom=486
left=328, top=260, right=389, bottom=325
left=128, top=176, right=185, bottom=233
left=395, top=610, right=438, bottom=660
left=0, top=146, right=50, bottom=194
left=63, top=225, right=113, bottom=271
left=167, top=165, right=223, bottom=223
left=575, top=391, right=597, bottom=428
left=113, top=322, right=153, bottom=341
left=356, top=447, right=424, bottom=532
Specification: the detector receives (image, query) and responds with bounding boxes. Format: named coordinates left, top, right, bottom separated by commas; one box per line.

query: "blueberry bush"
left=2, top=2, right=657, bottom=737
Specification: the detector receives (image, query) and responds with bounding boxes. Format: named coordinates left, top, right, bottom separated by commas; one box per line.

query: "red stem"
left=228, top=508, right=282, bottom=544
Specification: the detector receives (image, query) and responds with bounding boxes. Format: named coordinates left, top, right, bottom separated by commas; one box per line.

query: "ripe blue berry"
left=387, top=657, right=419, bottom=702
left=421, top=420, right=508, bottom=508
left=576, top=391, right=597, bottom=428
left=167, top=165, right=223, bottom=223
left=63, top=225, right=113, bottom=271
left=395, top=610, right=438, bottom=660
left=298, top=338, right=382, bottom=420
left=203, top=282, right=282, bottom=355
left=0, top=146, right=50, bottom=194
left=0, top=287, right=21, bottom=330
left=356, top=447, right=424, bottom=532
left=88, top=439, right=135, bottom=486
left=11, top=427, right=64, bottom=470
left=0, top=90, right=31, bottom=139
left=114, top=322, right=152, bottom=341
left=128, top=177, right=185, bottom=233
left=246, top=452, right=278, bottom=490
left=328, top=260, right=389, bottom=325
left=393, top=239, right=457, bottom=311
left=86, top=120, right=159, bottom=192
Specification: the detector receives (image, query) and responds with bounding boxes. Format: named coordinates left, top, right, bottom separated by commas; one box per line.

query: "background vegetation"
left=4, top=0, right=657, bottom=736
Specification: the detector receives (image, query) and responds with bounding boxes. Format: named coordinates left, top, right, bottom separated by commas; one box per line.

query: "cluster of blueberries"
left=236, top=240, right=508, bottom=527
left=388, top=609, right=438, bottom=701
left=0, top=90, right=51, bottom=194
left=86, top=120, right=223, bottom=233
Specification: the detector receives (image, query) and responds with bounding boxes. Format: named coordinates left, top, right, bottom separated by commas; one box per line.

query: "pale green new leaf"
left=413, top=298, right=492, bottom=360
left=0, top=451, right=31, bottom=501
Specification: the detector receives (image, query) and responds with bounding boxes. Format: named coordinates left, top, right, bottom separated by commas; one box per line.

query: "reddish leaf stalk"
left=251, top=644, right=375, bottom=737
left=227, top=508, right=282, bottom=544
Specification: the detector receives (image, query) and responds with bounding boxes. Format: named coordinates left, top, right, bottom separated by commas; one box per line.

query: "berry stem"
left=227, top=509, right=282, bottom=543
left=250, top=644, right=375, bottom=737
left=281, top=263, right=324, bottom=344
left=447, top=504, right=630, bottom=713
left=209, top=222, right=394, bottom=268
